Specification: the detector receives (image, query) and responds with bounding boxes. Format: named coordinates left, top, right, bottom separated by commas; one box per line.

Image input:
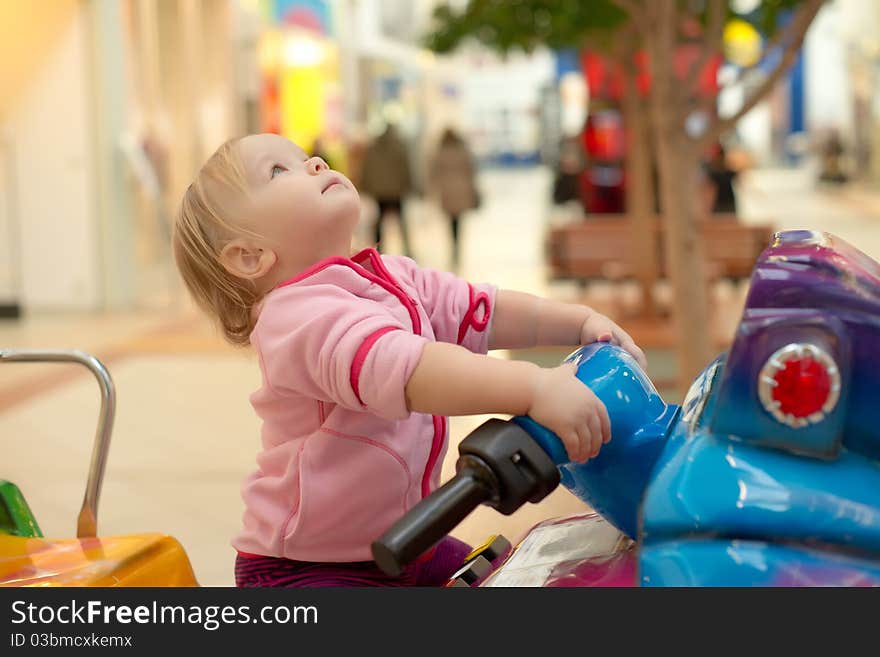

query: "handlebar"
left=372, top=419, right=559, bottom=577
left=371, top=343, right=679, bottom=576
left=0, top=349, right=115, bottom=538
left=371, top=459, right=495, bottom=577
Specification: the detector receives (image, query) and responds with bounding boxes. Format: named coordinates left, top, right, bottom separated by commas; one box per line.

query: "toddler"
left=172, top=134, right=647, bottom=587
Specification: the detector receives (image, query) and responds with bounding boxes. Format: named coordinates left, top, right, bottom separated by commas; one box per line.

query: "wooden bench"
left=700, top=218, right=776, bottom=280
left=547, top=214, right=775, bottom=284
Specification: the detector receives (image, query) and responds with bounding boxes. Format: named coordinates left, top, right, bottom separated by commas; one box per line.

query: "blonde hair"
left=172, top=138, right=261, bottom=346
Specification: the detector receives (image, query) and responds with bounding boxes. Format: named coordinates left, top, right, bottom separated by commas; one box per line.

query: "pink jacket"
left=232, top=248, right=497, bottom=562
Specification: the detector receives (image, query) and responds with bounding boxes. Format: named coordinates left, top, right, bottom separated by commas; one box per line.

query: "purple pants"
left=235, top=536, right=473, bottom=588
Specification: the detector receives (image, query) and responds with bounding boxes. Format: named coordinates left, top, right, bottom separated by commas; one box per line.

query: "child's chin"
left=337, top=206, right=361, bottom=228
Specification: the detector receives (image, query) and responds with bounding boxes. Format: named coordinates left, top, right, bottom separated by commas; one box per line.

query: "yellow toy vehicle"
left=0, top=350, right=197, bottom=587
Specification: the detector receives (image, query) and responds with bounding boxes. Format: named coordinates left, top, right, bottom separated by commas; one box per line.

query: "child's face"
left=234, top=134, right=360, bottom=275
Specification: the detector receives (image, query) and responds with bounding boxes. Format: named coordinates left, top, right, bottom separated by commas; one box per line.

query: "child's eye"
left=271, top=165, right=287, bottom=179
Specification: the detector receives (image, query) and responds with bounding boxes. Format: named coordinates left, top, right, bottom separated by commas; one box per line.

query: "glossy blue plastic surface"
left=640, top=539, right=880, bottom=586
left=641, top=350, right=880, bottom=584
left=711, top=231, right=880, bottom=460
left=643, top=426, right=880, bottom=552
left=711, top=313, right=851, bottom=458
left=513, top=343, right=679, bottom=539
left=504, top=232, right=880, bottom=585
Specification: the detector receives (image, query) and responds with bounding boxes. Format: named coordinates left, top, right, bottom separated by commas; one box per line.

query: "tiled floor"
left=3, top=165, right=880, bottom=586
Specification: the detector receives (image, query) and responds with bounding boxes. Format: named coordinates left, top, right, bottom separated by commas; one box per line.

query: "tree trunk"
left=621, top=68, right=657, bottom=318
left=653, top=126, right=712, bottom=385
left=644, top=0, right=713, bottom=387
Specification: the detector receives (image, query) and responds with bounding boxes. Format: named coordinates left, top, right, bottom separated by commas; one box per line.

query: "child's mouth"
left=322, top=178, right=343, bottom=193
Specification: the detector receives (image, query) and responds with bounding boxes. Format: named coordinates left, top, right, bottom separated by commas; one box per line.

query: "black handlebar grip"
left=371, top=460, right=497, bottom=577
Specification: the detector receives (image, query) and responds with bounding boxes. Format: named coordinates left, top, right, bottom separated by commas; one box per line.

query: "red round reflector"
left=758, top=343, right=841, bottom=428
left=770, top=357, right=831, bottom=418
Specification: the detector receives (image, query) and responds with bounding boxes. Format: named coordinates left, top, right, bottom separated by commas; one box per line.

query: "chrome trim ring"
left=757, top=343, right=841, bottom=429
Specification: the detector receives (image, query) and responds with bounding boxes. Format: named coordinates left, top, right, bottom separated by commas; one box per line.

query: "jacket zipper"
left=279, top=249, right=440, bottom=499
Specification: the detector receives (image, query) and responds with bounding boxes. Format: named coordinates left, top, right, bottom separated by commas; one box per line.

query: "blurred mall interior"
left=4, top=0, right=880, bottom=585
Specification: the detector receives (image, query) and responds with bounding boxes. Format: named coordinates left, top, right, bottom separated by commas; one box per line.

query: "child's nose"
left=307, top=157, right=328, bottom=174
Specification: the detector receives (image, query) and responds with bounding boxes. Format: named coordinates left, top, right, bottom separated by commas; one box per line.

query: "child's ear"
left=219, top=238, right=277, bottom=280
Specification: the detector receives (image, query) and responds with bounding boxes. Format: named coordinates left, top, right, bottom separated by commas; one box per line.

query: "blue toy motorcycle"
left=373, top=230, right=880, bottom=586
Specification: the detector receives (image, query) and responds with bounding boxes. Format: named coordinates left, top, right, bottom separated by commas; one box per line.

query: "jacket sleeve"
left=387, top=256, right=497, bottom=355
left=253, top=284, right=429, bottom=420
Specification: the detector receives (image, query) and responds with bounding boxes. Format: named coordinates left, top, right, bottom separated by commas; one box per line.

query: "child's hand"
left=526, top=363, right=611, bottom=463
left=580, top=313, right=648, bottom=370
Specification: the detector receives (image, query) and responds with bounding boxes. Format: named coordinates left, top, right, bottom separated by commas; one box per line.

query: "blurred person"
left=703, top=142, right=738, bottom=215
left=428, top=128, right=480, bottom=268
left=552, top=136, right=586, bottom=207
left=358, top=122, right=414, bottom=256
left=171, top=133, right=648, bottom=588
left=581, top=108, right=626, bottom=214
left=819, top=128, right=849, bottom=184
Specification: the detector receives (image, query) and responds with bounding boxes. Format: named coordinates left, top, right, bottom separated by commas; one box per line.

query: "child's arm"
left=489, top=289, right=647, bottom=369
left=405, top=341, right=611, bottom=463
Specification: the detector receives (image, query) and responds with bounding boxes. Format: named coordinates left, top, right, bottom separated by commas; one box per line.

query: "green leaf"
left=423, top=0, right=629, bottom=55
